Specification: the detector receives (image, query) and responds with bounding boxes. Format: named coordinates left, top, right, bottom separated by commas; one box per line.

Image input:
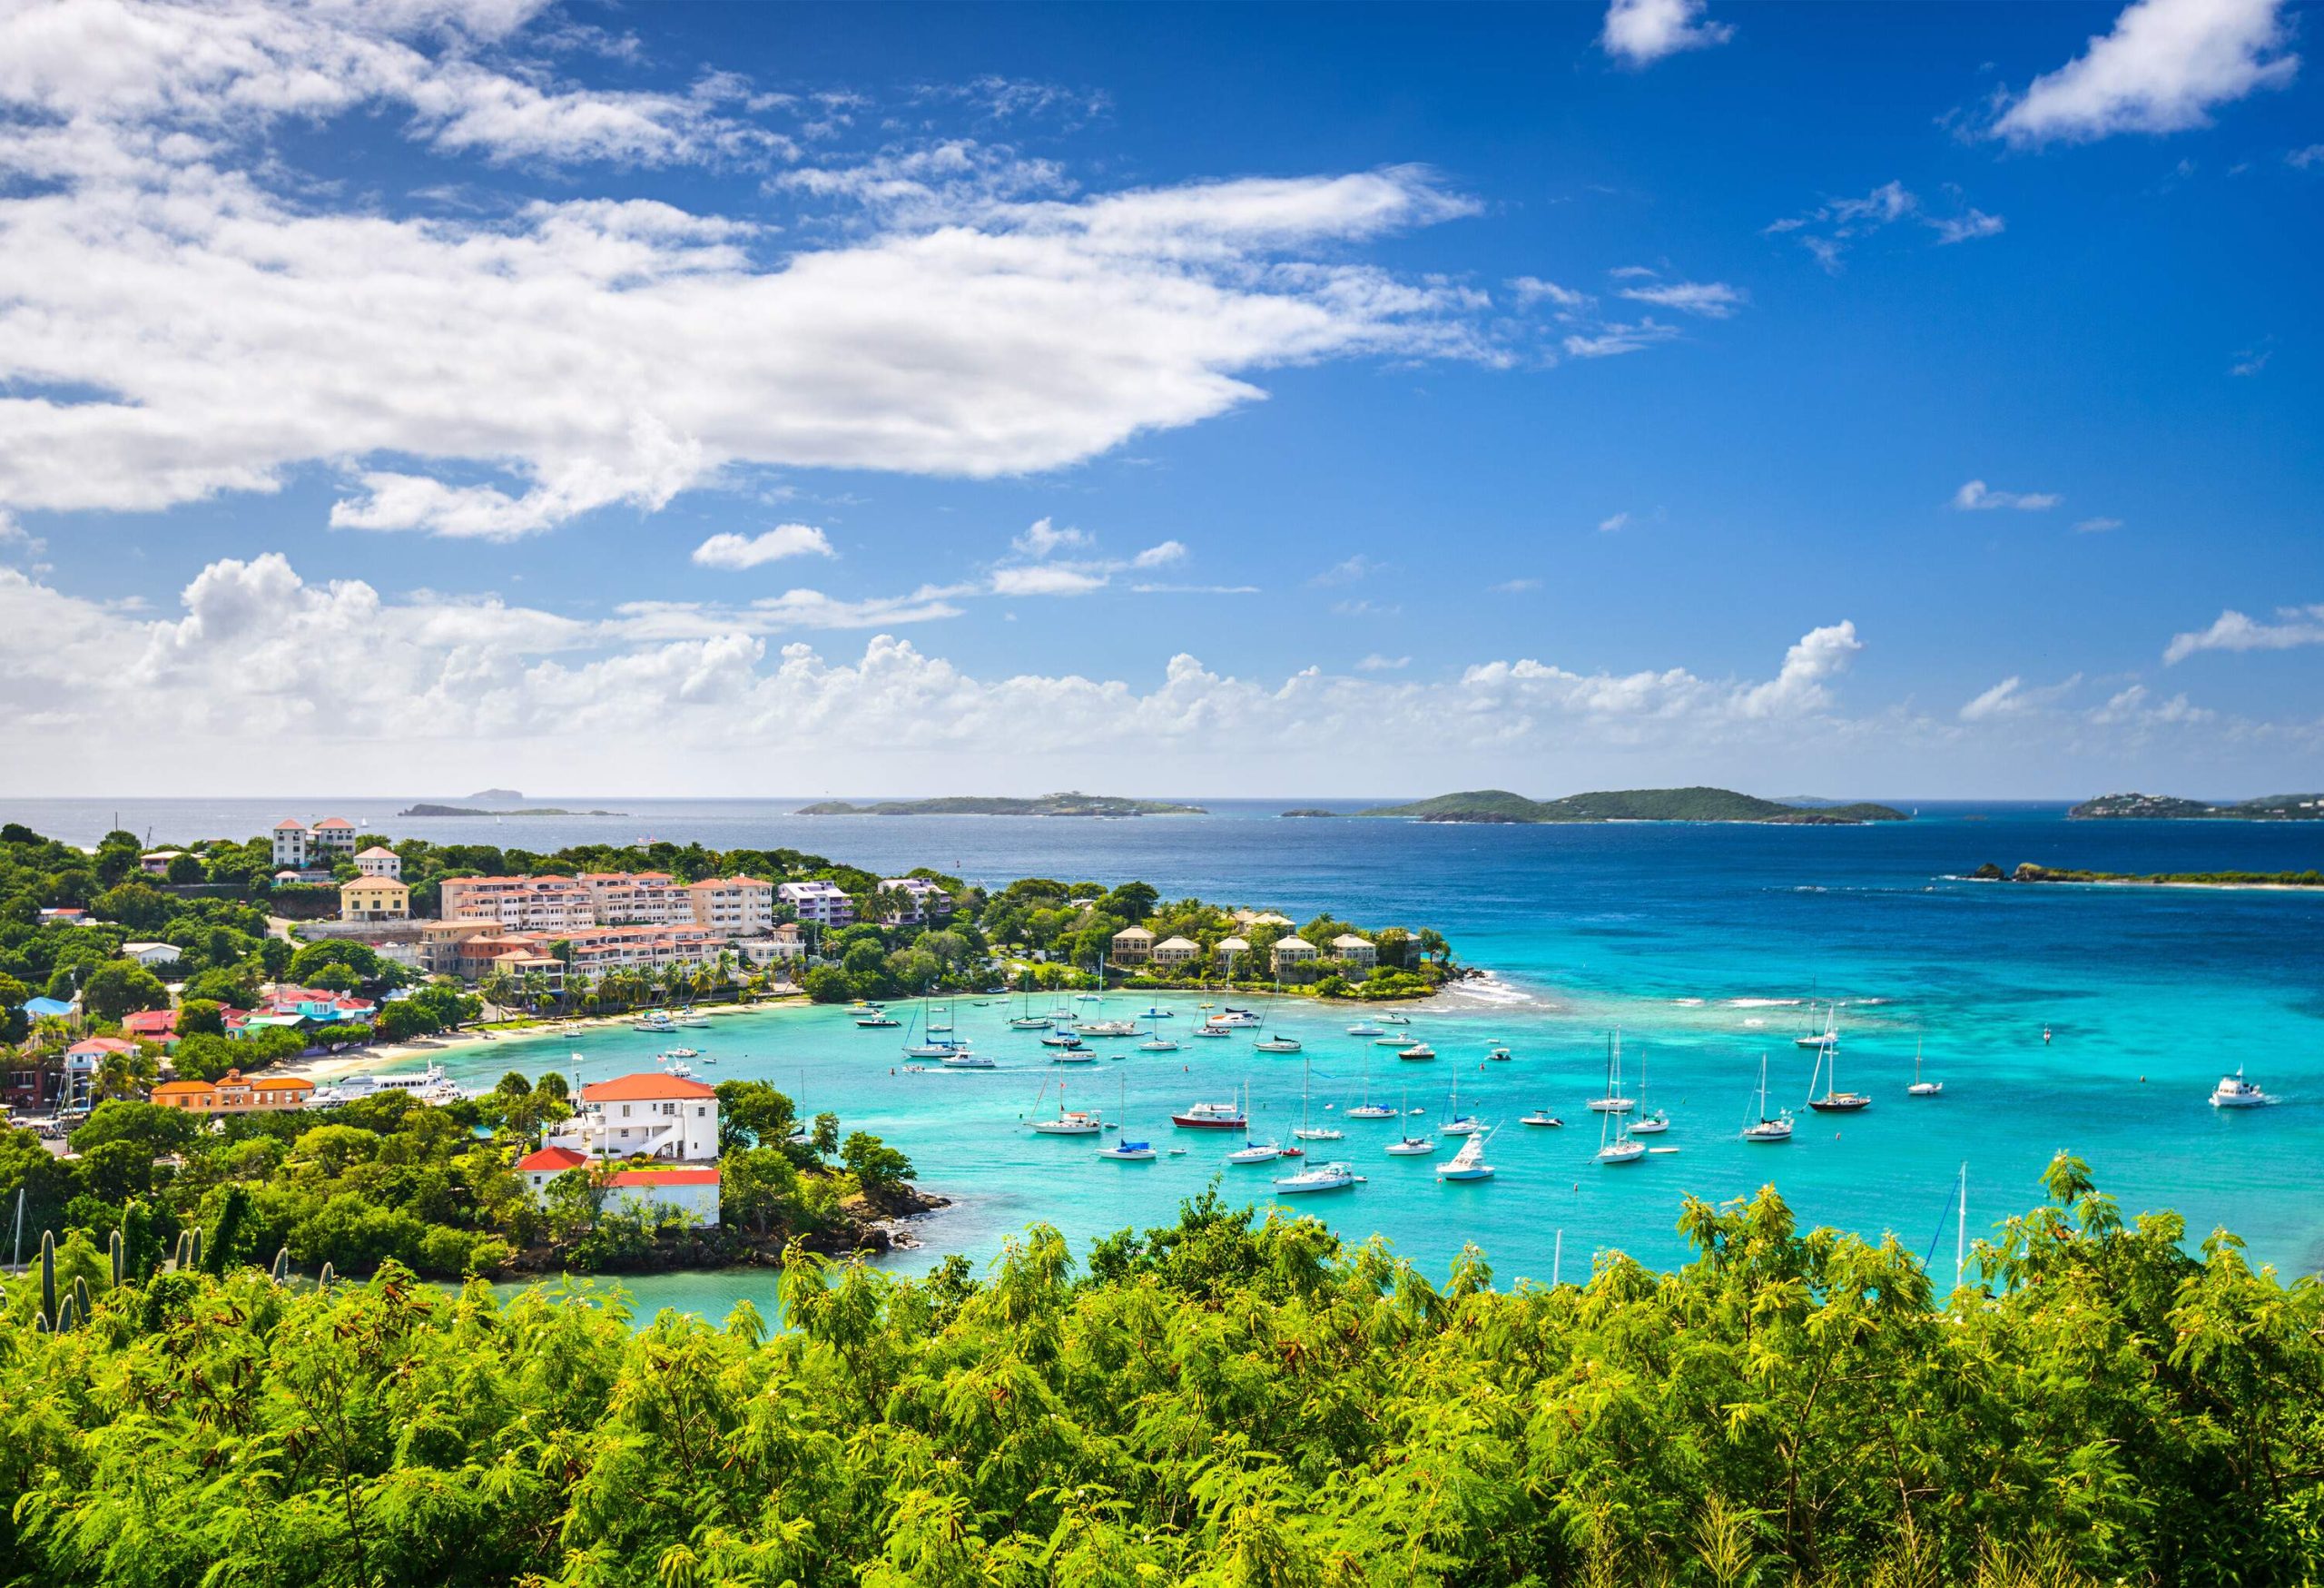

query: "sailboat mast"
left=1955, top=1162, right=1967, bottom=1289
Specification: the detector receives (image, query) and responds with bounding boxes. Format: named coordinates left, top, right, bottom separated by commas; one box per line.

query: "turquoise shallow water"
left=15, top=796, right=2321, bottom=1312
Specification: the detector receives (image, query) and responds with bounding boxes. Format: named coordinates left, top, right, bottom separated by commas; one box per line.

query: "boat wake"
left=1434, top=971, right=1546, bottom=1011
left=1728, top=997, right=1807, bottom=1009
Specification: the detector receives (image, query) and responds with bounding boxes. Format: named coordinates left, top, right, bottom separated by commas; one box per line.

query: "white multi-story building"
left=355, top=845, right=402, bottom=880
left=777, top=880, right=855, bottom=928
left=878, top=876, right=952, bottom=925
left=688, top=875, right=775, bottom=935
left=271, top=817, right=357, bottom=867
left=551, top=1072, right=721, bottom=1161
left=439, top=875, right=599, bottom=932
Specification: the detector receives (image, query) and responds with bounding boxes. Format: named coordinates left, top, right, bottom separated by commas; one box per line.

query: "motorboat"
left=940, top=1051, right=996, bottom=1069
left=856, top=1014, right=901, bottom=1028
left=1376, top=1012, right=1411, bottom=1026
left=1050, top=1050, right=1097, bottom=1064
left=1254, top=1035, right=1302, bottom=1053
left=1171, top=1100, right=1247, bottom=1129
left=1077, top=1020, right=1139, bottom=1038
left=633, top=1012, right=676, bottom=1032
left=1098, top=1139, right=1157, bottom=1161
left=1436, top=1130, right=1495, bottom=1181
left=1486, top=1045, right=1512, bottom=1061
left=1374, top=1035, right=1418, bottom=1048
left=674, top=1014, right=712, bottom=1029
left=1190, top=1025, right=1233, bottom=1039
left=1346, top=1021, right=1385, bottom=1037
left=657, top=1047, right=702, bottom=1061
left=1742, top=1053, right=1794, bottom=1141
left=1274, top=1160, right=1364, bottom=1193
left=1396, top=1042, right=1436, bottom=1061
left=1907, top=1039, right=1943, bottom=1097
left=1520, top=1110, right=1562, bottom=1128
left=1208, top=1009, right=1263, bottom=1028
left=2210, top=1067, right=2271, bottom=1109
left=906, top=1040, right=970, bottom=1060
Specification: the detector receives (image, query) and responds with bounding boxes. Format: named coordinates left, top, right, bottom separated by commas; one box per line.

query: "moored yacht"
left=1396, top=1041, right=1436, bottom=1061
left=1029, top=1082, right=1103, bottom=1135
left=1907, top=1039, right=1944, bottom=1097
left=1587, top=1030, right=1635, bottom=1113
left=1435, top=1130, right=1495, bottom=1180
left=1097, top=1138, right=1157, bottom=1161
left=1274, top=1160, right=1364, bottom=1193
left=1742, top=1053, right=1794, bottom=1142
left=1804, top=1030, right=1869, bottom=1112
left=1254, top=1034, right=1302, bottom=1053
left=2210, top=1067, right=2272, bottom=1109
left=1346, top=1021, right=1385, bottom=1037
left=1171, top=1099, right=1247, bottom=1129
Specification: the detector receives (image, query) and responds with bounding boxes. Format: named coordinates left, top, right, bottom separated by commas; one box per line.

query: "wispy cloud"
left=1563, top=320, right=1681, bottom=359
left=1991, top=0, right=2299, bottom=146
left=1954, top=479, right=2063, bottom=511
left=1768, top=182, right=2003, bottom=271
left=692, top=524, right=837, bottom=568
left=1356, top=653, right=1412, bottom=671
left=2074, top=517, right=2124, bottom=533
left=1598, top=511, right=1632, bottom=533
left=1617, top=281, right=1747, bottom=318
left=1332, top=598, right=1403, bottom=617
left=1013, top=517, right=1092, bottom=557
left=1311, top=554, right=1384, bottom=587
left=2165, top=604, right=2324, bottom=664
left=1929, top=209, right=2006, bottom=245
left=1958, top=673, right=2083, bottom=721
left=1492, top=577, right=1542, bottom=594
left=2230, top=343, right=2273, bottom=376
left=1509, top=276, right=1588, bottom=310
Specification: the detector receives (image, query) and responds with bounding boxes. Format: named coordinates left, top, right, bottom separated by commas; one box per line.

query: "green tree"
left=841, top=1130, right=915, bottom=1205
left=80, top=961, right=170, bottom=1021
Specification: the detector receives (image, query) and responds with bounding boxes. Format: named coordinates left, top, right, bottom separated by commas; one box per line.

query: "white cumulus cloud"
left=1600, top=0, right=1734, bottom=65
left=2164, top=604, right=2324, bottom=663
left=1954, top=479, right=2063, bottom=511
left=691, top=525, right=838, bottom=568
left=1993, top=0, right=2299, bottom=146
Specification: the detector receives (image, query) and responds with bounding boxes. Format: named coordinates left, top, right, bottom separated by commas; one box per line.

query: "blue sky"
left=0, top=0, right=2317, bottom=798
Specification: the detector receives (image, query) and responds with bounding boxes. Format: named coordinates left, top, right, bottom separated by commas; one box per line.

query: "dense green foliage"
left=0, top=1078, right=907, bottom=1284
left=1360, top=787, right=1910, bottom=824
left=0, top=1158, right=2314, bottom=1586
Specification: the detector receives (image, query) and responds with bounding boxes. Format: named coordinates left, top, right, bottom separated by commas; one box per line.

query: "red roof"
left=68, top=1037, right=138, bottom=1057
left=273, top=818, right=304, bottom=829
left=580, top=1073, right=717, bottom=1102
left=312, top=817, right=353, bottom=829
left=517, top=1146, right=589, bottom=1173
left=606, top=1168, right=720, bottom=1188
left=122, top=1010, right=178, bottom=1034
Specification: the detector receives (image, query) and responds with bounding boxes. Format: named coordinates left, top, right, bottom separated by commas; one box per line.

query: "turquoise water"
left=15, top=796, right=2321, bottom=1307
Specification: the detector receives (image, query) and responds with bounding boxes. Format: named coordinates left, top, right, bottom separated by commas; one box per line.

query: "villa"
left=546, top=1072, right=720, bottom=1162
left=271, top=817, right=357, bottom=869
left=354, top=845, right=402, bottom=880
left=119, top=941, right=182, bottom=968
left=1330, top=932, right=1377, bottom=968
left=1111, top=925, right=1156, bottom=963
left=137, top=850, right=187, bottom=876
left=340, top=876, right=411, bottom=922
left=1151, top=935, right=1201, bottom=968
left=121, top=1009, right=182, bottom=1044
left=1271, top=937, right=1321, bottom=977
left=777, top=879, right=855, bottom=928
left=1215, top=935, right=1250, bottom=972
left=516, top=1143, right=721, bottom=1227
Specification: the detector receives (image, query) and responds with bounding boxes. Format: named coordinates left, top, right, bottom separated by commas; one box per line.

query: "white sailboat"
left=1384, top=1087, right=1436, bottom=1155
left=1292, top=1057, right=1344, bottom=1140
left=1255, top=1033, right=1302, bottom=1053
left=1627, top=1046, right=1669, bottom=1135
left=1440, top=1070, right=1482, bottom=1136
left=1794, top=1000, right=1841, bottom=1049
left=1273, top=1159, right=1364, bottom=1193
left=1097, top=1074, right=1155, bottom=1158
left=1225, top=1082, right=1285, bottom=1162
left=1586, top=1030, right=1635, bottom=1113
left=1029, top=1079, right=1103, bottom=1135
left=1595, top=1090, right=1645, bottom=1164
left=1741, top=1053, right=1794, bottom=1142
left=1345, top=1045, right=1398, bottom=1119
left=1907, top=1039, right=1944, bottom=1097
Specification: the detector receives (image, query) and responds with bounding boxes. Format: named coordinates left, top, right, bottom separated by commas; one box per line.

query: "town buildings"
left=355, top=845, right=402, bottom=880
left=152, top=1070, right=315, bottom=1114
left=271, top=817, right=358, bottom=869
left=776, top=879, right=854, bottom=928
left=878, top=876, right=952, bottom=925
left=340, top=877, right=411, bottom=922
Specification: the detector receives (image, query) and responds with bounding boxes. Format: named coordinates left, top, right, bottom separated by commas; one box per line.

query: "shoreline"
left=1959, top=874, right=2323, bottom=894
left=281, top=994, right=809, bottom=1081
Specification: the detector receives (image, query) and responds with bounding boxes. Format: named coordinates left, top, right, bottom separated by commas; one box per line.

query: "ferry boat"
left=1273, top=1160, right=1364, bottom=1193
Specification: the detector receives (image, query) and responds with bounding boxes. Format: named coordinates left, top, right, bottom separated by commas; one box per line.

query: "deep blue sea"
left=13, top=795, right=2321, bottom=1316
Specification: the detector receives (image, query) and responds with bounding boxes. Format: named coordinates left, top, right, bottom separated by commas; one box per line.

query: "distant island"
left=1974, top=862, right=2322, bottom=890
left=398, top=803, right=627, bottom=817
left=1280, top=808, right=1343, bottom=818
left=796, top=792, right=1206, bottom=817
left=1359, top=786, right=1910, bottom=824
left=2070, top=792, right=2323, bottom=821
left=463, top=787, right=527, bottom=805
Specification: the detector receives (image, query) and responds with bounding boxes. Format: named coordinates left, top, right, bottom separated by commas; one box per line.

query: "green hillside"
left=1361, top=785, right=1909, bottom=824
left=2071, top=791, right=2324, bottom=820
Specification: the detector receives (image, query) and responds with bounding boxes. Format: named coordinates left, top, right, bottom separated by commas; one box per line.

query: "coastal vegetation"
left=1, top=1159, right=2316, bottom=1586
left=794, top=791, right=1207, bottom=817
left=1974, top=861, right=2324, bottom=888
left=0, top=1076, right=919, bottom=1285
left=1362, top=786, right=1910, bottom=824
left=2070, top=790, right=2323, bottom=820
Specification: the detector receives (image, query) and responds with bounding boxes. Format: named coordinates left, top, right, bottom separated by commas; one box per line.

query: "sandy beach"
left=281, top=994, right=809, bottom=1082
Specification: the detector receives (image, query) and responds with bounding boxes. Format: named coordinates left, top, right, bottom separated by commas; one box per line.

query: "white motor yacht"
left=1274, top=1160, right=1364, bottom=1193
left=1346, top=1021, right=1385, bottom=1037
left=2210, top=1067, right=2272, bottom=1109
left=1396, top=1042, right=1437, bottom=1061
left=940, top=1051, right=996, bottom=1069
left=1435, top=1131, right=1495, bottom=1180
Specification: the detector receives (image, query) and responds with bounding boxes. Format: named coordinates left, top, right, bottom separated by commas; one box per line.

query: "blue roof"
left=23, top=997, right=73, bottom=1019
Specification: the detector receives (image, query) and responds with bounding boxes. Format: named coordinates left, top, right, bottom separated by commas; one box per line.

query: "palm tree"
left=520, top=970, right=550, bottom=1013
left=92, top=1047, right=159, bottom=1102
left=480, top=970, right=517, bottom=1019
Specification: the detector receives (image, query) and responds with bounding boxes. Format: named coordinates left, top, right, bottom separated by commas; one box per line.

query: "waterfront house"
left=552, top=1072, right=720, bottom=1162
left=1111, top=925, right=1156, bottom=964
left=119, top=941, right=182, bottom=969
left=152, top=1069, right=314, bottom=1114
left=354, top=845, right=402, bottom=880
left=1270, top=937, right=1321, bottom=978
left=517, top=1144, right=720, bottom=1227
left=776, top=879, right=855, bottom=928
left=1151, top=935, right=1201, bottom=968
left=1215, top=935, right=1250, bottom=974
left=1233, top=910, right=1296, bottom=929
left=1330, top=933, right=1377, bottom=969
left=339, top=877, right=410, bottom=922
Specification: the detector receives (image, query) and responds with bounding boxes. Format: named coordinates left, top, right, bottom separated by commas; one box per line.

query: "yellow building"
left=340, top=876, right=411, bottom=922
left=152, top=1070, right=315, bottom=1114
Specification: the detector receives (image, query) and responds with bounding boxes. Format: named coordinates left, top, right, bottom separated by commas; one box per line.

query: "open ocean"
left=11, top=795, right=2321, bottom=1317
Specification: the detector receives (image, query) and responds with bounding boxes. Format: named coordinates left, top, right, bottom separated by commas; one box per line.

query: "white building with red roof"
left=271, top=817, right=358, bottom=868
left=548, top=1071, right=721, bottom=1163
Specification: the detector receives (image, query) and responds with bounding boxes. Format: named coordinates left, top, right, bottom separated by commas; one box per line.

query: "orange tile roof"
left=152, top=1080, right=216, bottom=1098
left=579, top=1073, right=717, bottom=1102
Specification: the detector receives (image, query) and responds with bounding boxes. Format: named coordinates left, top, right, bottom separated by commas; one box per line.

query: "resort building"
left=735, top=922, right=806, bottom=967
left=1233, top=910, right=1296, bottom=929
left=355, top=845, right=402, bottom=880
left=1151, top=935, right=1201, bottom=968
left=1110, top=925, right=1156, bottom=963
left=777, top=880, right=855, bottom=928
left=119, top=941, right=182, bottom=969
left=580, top=871, right=693, bottom=926
left=271, top=817, right=358, bottom=868
left=1270, top=937, right=1321, bottom=978
left=688, top=876, right=776, bottom=935
left=152, top=1070, right=314, bottom=1114
left=1215, top=935, right=1250, bottom=972
left=877, top=876, right=952, bottom=925
left=550, top=1072, right=721, bottom=1162
left=439, top=874, right=597, bottom=932
left=1330, top=933, right=1377, bottom=969
left=340, top=877, right=411, bottom=923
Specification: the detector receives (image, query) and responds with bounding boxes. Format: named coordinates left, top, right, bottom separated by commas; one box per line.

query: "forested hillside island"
left=795, top=791, right=1206, bottom=816
left=397, top=803, right=626, bottom=817
left=0, top=1160, right=2316, bottom=1586
left=1973, top=862, right=2324, bottom=889
left=1362, top=786, right=1911, bottom=824
left=2070, top=791, right=2324, bottom=820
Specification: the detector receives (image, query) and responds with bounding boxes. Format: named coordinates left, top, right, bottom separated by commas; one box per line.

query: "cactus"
left=54, top=1293, right=79, bottom=1333
left=271, top=1247, right=290, bottom=1284
left=110, top=1228, right=124, bottom=1287
left=30, top=1309, right=47, bottom=1335
left=318, top=1262, right=337, bottom=1289
left=173, top=1230, right=192, bottom=1271
left=188, top=1227, right=203, bottom=1270
left=72, top=1275, right=92, bottom=1324
left=40, top=1230, right=56, bottom=1330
